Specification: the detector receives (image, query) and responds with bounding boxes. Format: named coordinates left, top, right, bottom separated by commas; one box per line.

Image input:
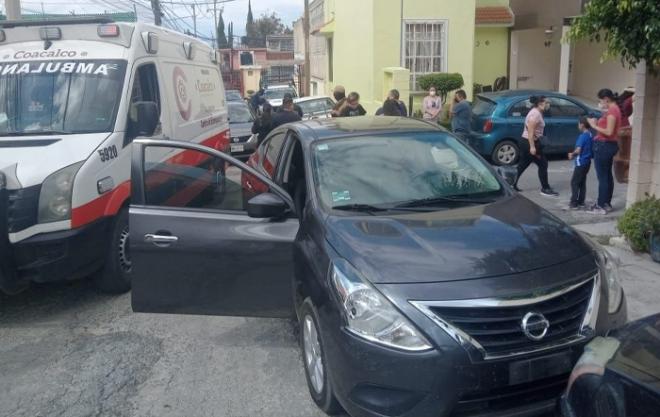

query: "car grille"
left=452, top=373, right=568, bottom=417
left=414, top=277, right=597, bottom=360
left=7, top=185, right=40, bottom=233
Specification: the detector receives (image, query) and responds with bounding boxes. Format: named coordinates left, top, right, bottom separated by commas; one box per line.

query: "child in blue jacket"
left=568, top=117, right=593, bottom=209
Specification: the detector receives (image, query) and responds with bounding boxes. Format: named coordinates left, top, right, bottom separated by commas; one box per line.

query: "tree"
left=227, top=22, right=234, bottom=48
left=217, top=12, right=228, bottom=49
left=245, top=0, right=257, bottom=45
left=568, top=0, right=660, bottom=73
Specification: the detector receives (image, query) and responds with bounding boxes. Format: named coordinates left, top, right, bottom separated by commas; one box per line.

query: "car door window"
left=509, top=99, right=531, bottom=118
left=547, top=98, right=587, bottom=117
left=143, top=146, right=267, bottom=211
left=261, top=132, right=286, bottom=177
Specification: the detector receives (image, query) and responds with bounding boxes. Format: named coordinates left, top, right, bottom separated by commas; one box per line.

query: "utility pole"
left=213, top=0, right=218, bottom=48
left=192, top=3, right=197, bottom=37
left=5, top=0, right=21, bottom=20
left=150, top=0, right=162, bottom=26
left=133, top=3, right=138, bottom=22
left=303, top=0, right=311, bottom=97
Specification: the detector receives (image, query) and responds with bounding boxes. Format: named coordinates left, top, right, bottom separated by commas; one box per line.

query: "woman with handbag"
left=513, top=95, right=559, bottom=197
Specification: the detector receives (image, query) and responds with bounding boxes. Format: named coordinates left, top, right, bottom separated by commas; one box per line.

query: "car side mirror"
left=496, top=166, right=518, bottom=187
left=247, top=192, right=287, bottom=218
left=130, top=101, right=159, bottom=137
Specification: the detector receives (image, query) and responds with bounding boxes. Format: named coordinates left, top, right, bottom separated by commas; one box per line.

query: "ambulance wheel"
left=94, top=208, right=131, bottom=294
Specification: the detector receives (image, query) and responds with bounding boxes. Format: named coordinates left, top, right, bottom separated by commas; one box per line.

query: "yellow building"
left=309, top=0, right=513, bottom=114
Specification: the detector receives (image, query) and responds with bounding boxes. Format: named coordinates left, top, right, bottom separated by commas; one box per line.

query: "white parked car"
left=263, top=84, right=298, bottom=108
left=294, top=96, right=335, bottom=120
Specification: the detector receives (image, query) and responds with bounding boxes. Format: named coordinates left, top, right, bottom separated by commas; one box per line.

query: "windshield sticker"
left=318, top=144, right=329, bottom=151
left=332, top=190, right=351, bottom=203
left=0, top=62, right=119, bottom=76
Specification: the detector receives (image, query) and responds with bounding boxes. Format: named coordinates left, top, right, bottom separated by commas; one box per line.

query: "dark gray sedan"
left=228, top=101, right=257, bottom=159
left=129, top=117, right=627, bottom=417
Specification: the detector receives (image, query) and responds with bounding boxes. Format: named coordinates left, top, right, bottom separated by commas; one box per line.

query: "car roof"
left=266, top=85, right=295, bottom=90
left=288, top=116, right=444, bottom=142
left=477, top=89, right=573, bottom=102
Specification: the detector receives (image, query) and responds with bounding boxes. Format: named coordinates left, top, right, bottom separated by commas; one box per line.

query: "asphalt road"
left=0, top=158, right=632, bottom=417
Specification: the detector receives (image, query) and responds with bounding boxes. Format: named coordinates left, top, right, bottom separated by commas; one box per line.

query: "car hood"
left=229, top=122, right=253, bottom=140
left=0, top=133, right=109, bottom=189
left=325, top=195, right=592, bottom=284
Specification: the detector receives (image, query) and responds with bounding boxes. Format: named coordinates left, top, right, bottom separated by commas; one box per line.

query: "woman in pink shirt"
left=514, top=95, right=558, bottom=196
left=587, top=88, right=622, bottom=214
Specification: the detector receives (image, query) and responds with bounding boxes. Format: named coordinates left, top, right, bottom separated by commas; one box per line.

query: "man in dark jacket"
left=339, top=92, right=367, bottom=117
left=375, top=89, right=408, bottom=116
left=272, top=96, right=302, bottom=128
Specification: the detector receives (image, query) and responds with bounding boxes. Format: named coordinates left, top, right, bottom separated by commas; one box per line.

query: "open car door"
left=129, top=139, right=298, bottom=317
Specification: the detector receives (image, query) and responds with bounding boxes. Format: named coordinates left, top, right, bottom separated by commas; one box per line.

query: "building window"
left=402, top=21, right=447, bottom=92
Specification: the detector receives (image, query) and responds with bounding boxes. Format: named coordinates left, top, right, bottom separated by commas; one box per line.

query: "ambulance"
left=0, top=18, right=229, bottom=294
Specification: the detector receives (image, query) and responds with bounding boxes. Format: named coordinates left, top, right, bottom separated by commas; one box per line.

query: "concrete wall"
left=628, top=67, right=660, bottom=203
left=474, top=27, right=509, bottom=87
left=510, top=0, right=582, bottom=30
left=568, top=39, right=636, bottom=101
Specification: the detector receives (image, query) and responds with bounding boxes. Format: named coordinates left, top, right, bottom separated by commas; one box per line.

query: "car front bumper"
left=317, top=289, right=627, bottom=417
left=0, top=218, right=111, bottom=294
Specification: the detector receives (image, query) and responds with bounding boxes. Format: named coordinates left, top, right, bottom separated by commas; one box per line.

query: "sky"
left=4, top=0, right=303, bottom=44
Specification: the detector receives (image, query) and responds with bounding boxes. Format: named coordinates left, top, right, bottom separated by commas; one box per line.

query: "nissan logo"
left=521, top=312, right=550, bottom=341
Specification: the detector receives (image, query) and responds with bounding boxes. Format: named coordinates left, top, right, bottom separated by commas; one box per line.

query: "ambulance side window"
left=126, top=63, right=161, bottom=144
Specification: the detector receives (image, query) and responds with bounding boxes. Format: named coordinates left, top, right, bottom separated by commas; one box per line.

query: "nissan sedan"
left=130, top=117, right=627, bottom=417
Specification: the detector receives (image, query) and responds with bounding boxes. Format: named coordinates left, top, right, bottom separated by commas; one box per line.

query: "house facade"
left=508, top=0, right=636, bottom=101
left=473, top=0, right=514, bottom=89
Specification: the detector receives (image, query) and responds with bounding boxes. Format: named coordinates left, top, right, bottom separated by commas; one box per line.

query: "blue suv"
left=467, top=90, right=600, bottom=165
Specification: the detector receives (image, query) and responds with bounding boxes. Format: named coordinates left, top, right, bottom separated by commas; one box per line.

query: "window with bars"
left=402, top=21, right=447, bottom=92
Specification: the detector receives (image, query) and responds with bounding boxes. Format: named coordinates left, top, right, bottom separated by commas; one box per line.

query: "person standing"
left=568, top=117, right=594, bottom=209
left=449, top=89, right=472, bottom=141
left=251, top=102, right=273, bottom=145
left=330, top=85, right=347, bottom=117
left=339, top=92, right=367, bottom=117
left=377, top=99, right=402, bottom=116
left=271, top=96, right=302, bottom=129
left=514, top=95, right=559, bottom=197
left=422, top=86, right=442, bottom=123
left=250, top=88, right=265, bottom=112
left=588, top=88, right=622, bottom=214
left=375, top=89, right=408, bottom=116
left=277, top=93, right=303, bottom=118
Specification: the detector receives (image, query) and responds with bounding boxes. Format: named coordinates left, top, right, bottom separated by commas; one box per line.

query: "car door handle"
left=144, top=234, right=179, bottom=246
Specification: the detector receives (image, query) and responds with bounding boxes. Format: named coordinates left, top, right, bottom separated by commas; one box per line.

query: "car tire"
left=299, top=298, right=343, bottom=415
left=93, top=208, right=131, bottom=294
left=491, top=140, right=520, bottom=166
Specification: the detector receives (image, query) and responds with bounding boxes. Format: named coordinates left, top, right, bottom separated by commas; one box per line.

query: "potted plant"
left=618, top=195, right=660, bottom=262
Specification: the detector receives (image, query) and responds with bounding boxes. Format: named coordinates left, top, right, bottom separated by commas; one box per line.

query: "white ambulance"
left=0, top=18, right=229, bottom=294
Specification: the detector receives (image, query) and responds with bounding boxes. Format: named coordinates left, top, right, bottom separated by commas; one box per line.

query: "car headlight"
left=331, top=260, right=432, bottom=351
left=38, top=161, right=84, bottom=223
left=595, top=245, right=624, bottom=314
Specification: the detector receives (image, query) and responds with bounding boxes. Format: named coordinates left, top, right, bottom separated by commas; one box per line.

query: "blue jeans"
left=593, top=141, right=619, bottom=207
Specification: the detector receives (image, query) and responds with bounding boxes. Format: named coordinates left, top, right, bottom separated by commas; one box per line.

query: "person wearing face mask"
left=330, top=85, right=347, bottom=117
left=513, top=95, right=559, bottom=197
left=422, top=86, right=442, bottom=123
left=587, top=88, right=623, bottom=214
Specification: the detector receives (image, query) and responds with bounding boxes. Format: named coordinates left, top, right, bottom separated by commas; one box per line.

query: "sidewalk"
left=573, top=220, right=660, bottom=321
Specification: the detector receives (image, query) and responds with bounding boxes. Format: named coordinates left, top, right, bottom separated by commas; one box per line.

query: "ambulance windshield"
left=0, top=60, right=127, bottom=136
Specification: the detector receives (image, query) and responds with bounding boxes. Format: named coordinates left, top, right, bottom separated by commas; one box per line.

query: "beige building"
left=509, top=0, right=635, bottom=102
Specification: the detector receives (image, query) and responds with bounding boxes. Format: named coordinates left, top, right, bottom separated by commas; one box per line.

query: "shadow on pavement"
left=0, top=278, right=117, bottom=324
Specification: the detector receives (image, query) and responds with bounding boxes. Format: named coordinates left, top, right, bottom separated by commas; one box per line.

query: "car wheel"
left=93, top=208, right=131, bottom=294
left=299, top=298, right=343, bottom=415
left=492, top=140, right=519, bottom=166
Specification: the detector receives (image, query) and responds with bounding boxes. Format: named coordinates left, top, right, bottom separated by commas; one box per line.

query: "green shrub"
left=417, top=73, right=464, bottom=101
left=618, top=195, right=660, bottom=252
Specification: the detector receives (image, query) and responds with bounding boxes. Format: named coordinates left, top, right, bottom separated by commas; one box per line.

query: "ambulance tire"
left=94, top=208, right=132, bottom=294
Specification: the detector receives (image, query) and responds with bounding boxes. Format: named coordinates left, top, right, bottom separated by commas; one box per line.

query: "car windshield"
left=297, top=99, right=331, bottom=116
left=0, top=60, right=127, bottom=136
left=472, top=97, right=496, bottom=117
left=226, top=90, right=242, bottom=101
left=229, top=104, right=254, bottom=123
left=264, top=88, right=297, bottom=100
left=312, top=133, right=504, bottom=211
